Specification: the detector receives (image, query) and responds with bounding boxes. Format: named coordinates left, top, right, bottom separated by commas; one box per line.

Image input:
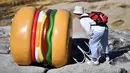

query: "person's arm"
left=80, top=18, right=92, bottom=37
left=80, top=13, right=96, bottom=25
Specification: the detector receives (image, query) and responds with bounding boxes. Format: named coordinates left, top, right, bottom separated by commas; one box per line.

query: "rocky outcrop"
left=0, top=18, right=130, bottom=73
left=0, top=38, right=10, bottom=54
left=0, top=26, right=10, bottom=37
left=109, top=29, right=130, bottom=51
left=0, top=54, right=47, bottom=73
left=0, top=26, right=10, bottom=54
left=0, top=27, right=130, bottom=73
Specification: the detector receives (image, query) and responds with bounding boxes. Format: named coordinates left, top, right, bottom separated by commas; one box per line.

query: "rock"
left=0, top=26, right=130, bottom=73
left=109, top=29, right=130, bottom=51
left=0, top=26, right=10, bottom=37
left=109, top=52, right=130, bottom=65
left=0, top=26, right=10, bottom=54
left=0, top=54, right=47, bottom=73
left=124, top=53, right=130, bottom=60
left=118, top=68, right=128, bottom=73
left=105, top=29, right=130, bottom=64
left=72, top=29, right=130, bottom=64
left=47, top=61, right=130, bottom=73
left=0, top=38, right=10, bottom=54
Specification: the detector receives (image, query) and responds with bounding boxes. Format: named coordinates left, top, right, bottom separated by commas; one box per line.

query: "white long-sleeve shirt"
left=80, top=13, right=96, bottom=36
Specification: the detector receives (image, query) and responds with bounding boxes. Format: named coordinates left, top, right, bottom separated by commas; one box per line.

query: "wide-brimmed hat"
left=73, top=6, right=84, bottom=14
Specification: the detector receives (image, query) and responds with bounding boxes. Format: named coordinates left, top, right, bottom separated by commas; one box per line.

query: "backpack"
left=80, top=12, right=108, bottom=26
left=88, top=12, right=108, bottom=26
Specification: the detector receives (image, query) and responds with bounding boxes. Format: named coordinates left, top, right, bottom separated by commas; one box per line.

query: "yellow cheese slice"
left=39, top=12, right=47, bottom=62
left=35, top=11, right=44, bottom=63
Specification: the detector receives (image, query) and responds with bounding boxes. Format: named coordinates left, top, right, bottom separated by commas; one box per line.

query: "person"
left=73, top=6, right=109, bottom=65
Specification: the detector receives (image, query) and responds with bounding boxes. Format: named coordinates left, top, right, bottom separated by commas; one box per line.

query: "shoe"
left=87, top=60, right=92, bottom=64
left=102, top=53, right=110, bottom=61
left=105, top=56, right=110, bottom=61
left=105, top=54, right=110, bottom=61
left=87, top=60, right=99, bottom=65
left=93, top=60, right=99, bottom=65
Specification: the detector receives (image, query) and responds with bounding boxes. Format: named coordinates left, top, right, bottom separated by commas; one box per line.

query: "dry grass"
left=88, top=5, right=98, bottom=9
left=0, top=5, right=26, bottom=19
left=0, top=0, right=107, bottom=6
left=0, top=0, right=75, bottom=19
left=0, top=0, right=12, bottom=5
left=118, top=4, right=130, bottom=8
left=0, top=0, right=65, bottom=5
left=111, top=20, right=124, bottom=27
left=99, top=3, right=116, bottom=10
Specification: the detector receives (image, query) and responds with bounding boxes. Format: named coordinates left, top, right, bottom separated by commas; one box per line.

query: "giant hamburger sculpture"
left=10, top=7, right=71, bottom=67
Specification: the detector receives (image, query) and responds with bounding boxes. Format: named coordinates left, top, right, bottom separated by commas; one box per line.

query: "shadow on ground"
left=68, top=38, right=90, bottom=64
left=29, top=38, right=91, bottom=72
left=29, top=38, right=129, bottom=73
left=99, top=50, right=129, bottom=63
